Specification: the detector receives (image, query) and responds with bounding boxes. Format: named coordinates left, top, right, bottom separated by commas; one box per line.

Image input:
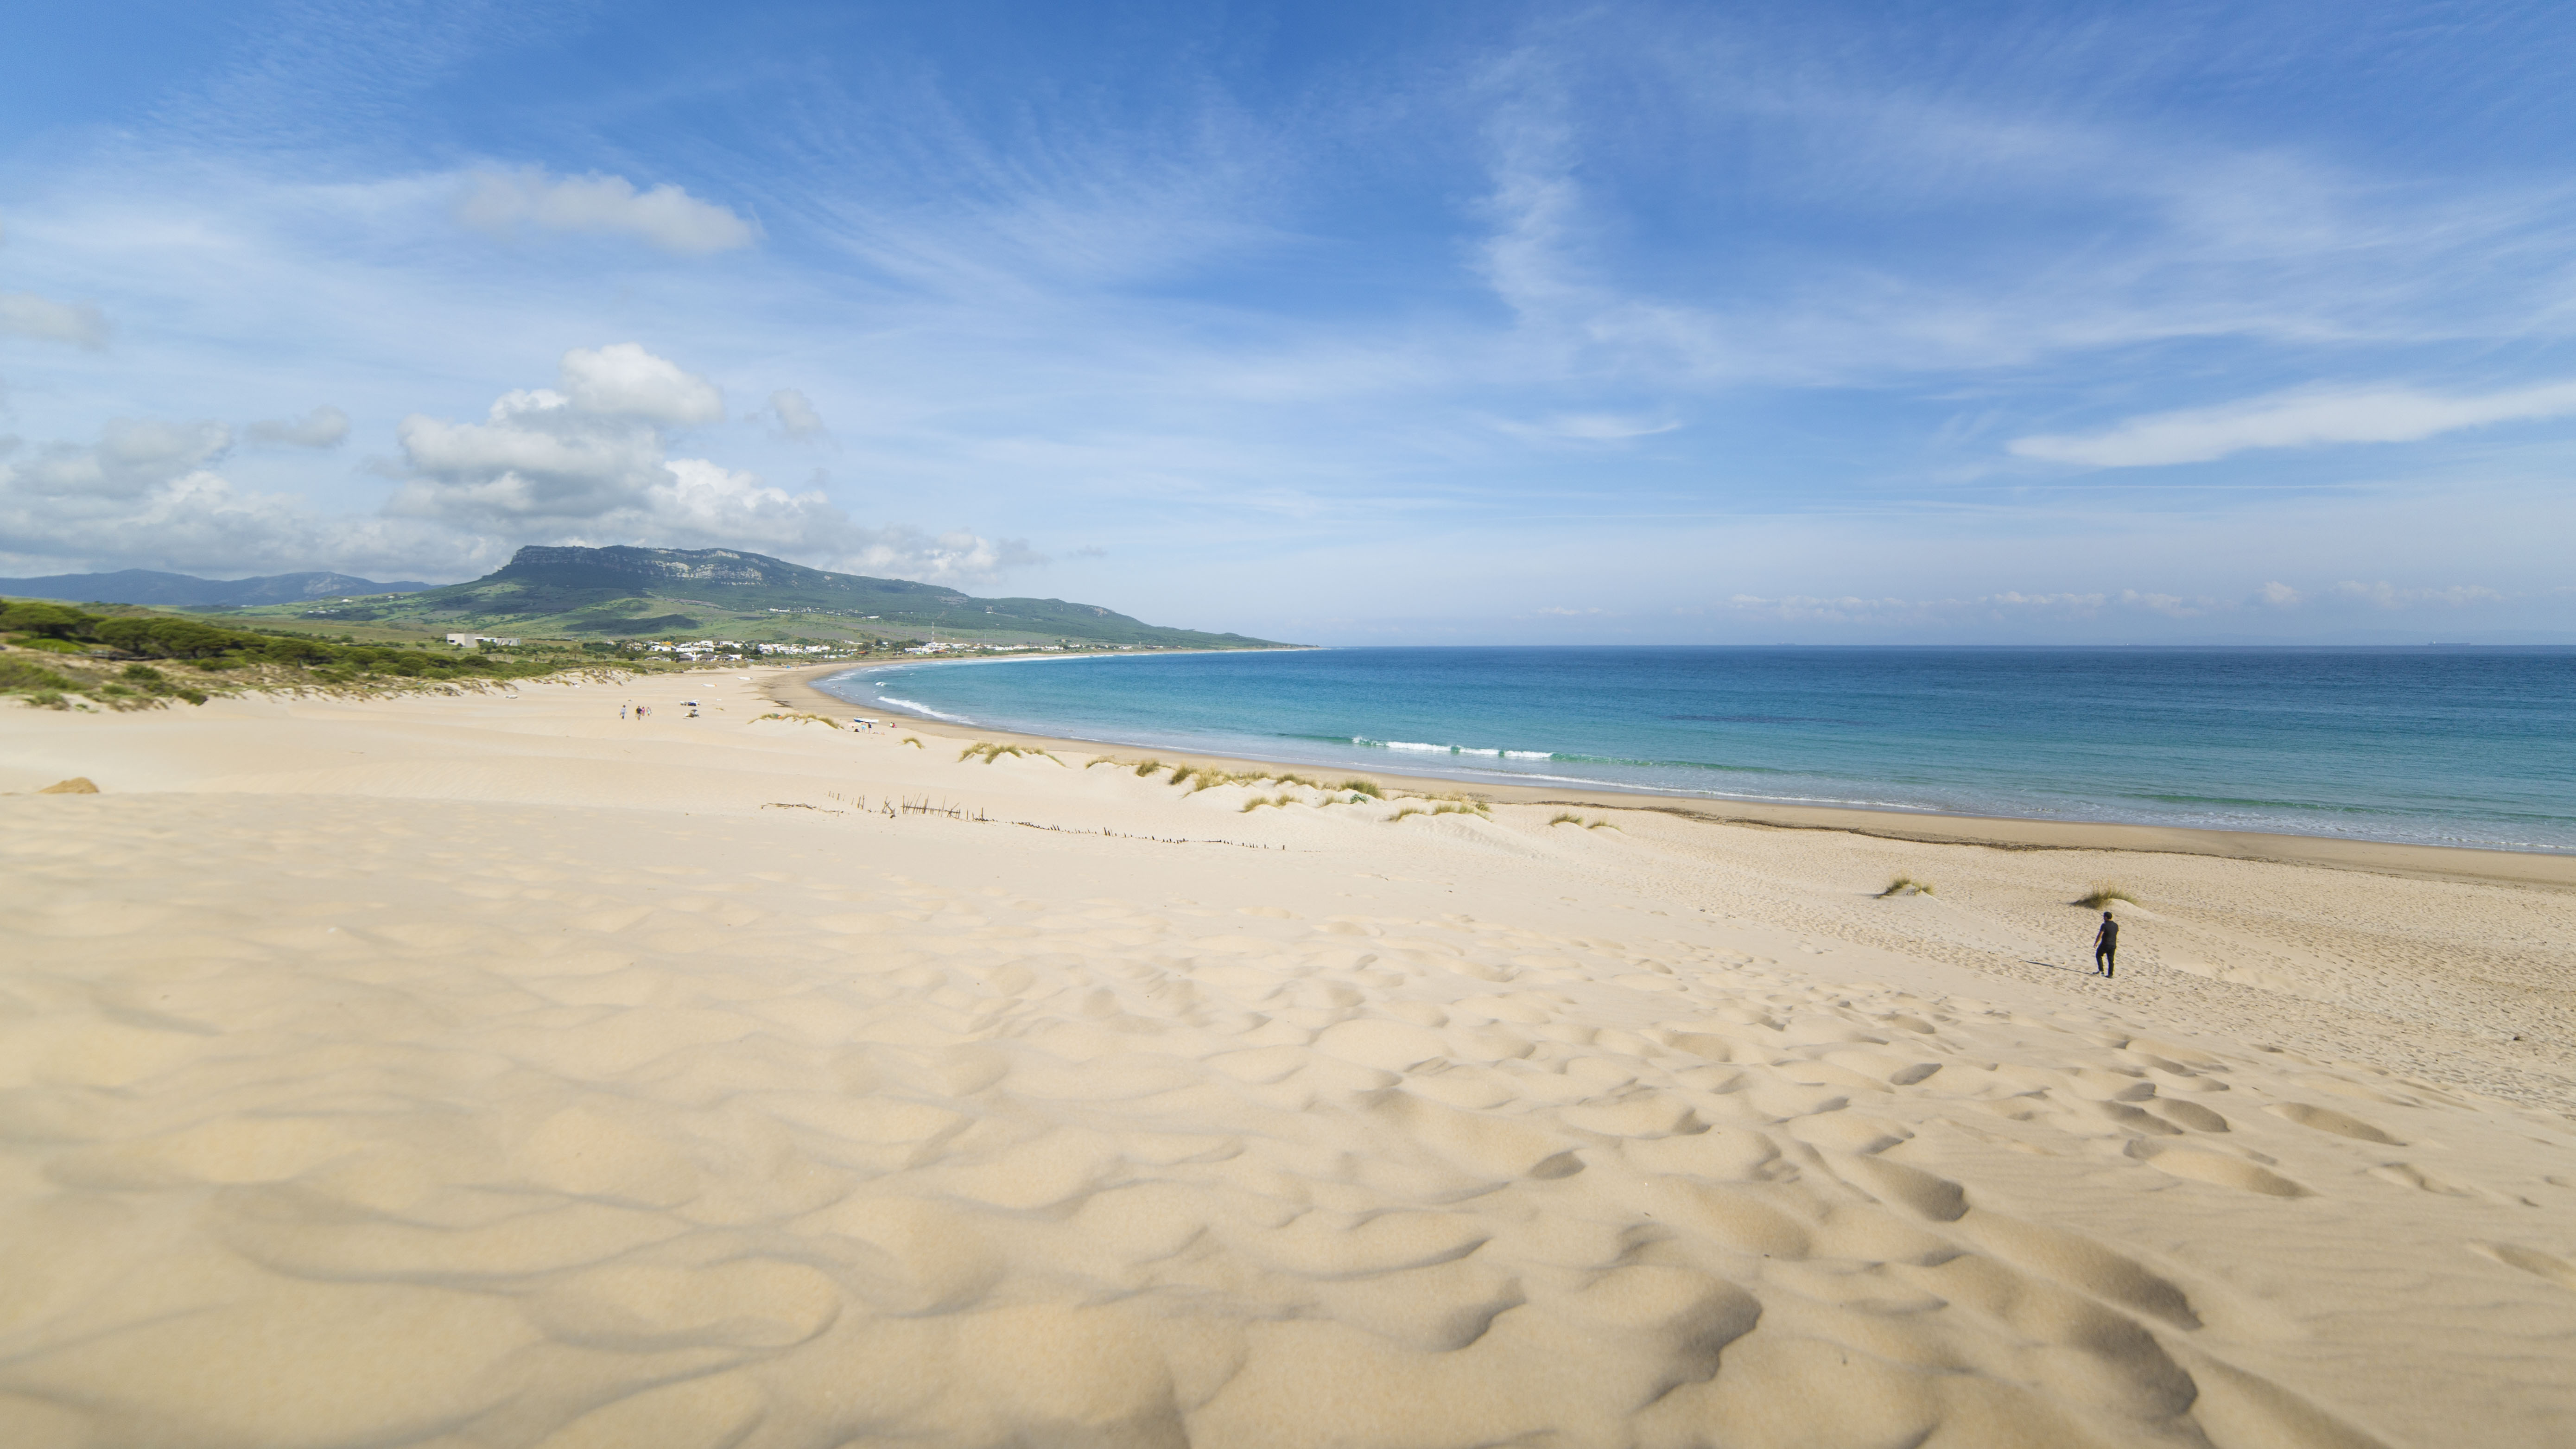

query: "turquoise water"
left=815, top=647, right=2576, bottom=852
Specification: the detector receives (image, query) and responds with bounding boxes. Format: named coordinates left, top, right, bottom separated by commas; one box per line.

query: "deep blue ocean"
left=815, top=647, right=2576, bottom=852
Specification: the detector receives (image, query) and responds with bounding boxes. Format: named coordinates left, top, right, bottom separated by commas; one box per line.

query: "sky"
left=2, top=0, right=2572, bottom=645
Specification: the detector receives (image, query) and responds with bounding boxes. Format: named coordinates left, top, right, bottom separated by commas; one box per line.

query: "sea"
left=813, top=646, right=2576, bottom=853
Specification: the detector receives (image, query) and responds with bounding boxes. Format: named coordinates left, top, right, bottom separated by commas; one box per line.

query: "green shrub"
left=0, top=600, right=86, bottom=636
left=0, top=657, right=74, bottom=692
left=122, top=663, right=167, bottom=685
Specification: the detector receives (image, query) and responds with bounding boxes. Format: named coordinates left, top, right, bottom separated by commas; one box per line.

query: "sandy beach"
left=5, top=666, right=2573, bottom=1448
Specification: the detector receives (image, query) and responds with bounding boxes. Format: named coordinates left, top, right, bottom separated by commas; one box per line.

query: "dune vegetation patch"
left=960, top=741, right=1061, bottom=765
left=1879, top=875, right=1936, bottom=897
left=2076, top=881, right=2139, bottom=909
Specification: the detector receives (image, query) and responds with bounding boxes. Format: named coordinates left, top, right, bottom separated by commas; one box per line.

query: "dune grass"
left=1878, top=875, right=1935, bottom=897
left=960, top=741, right=1060, bottom=765
left=1338, top=779, right=1383, bottom=798
left=2075, top=882, right=2138, bottom=909
left=900, top=736, right=923, bottom=748
left=1239, top=792, right=1296, bottom=813
left=752, top=711, right=843, bottom=729
left=1387, top=806, right=1427, bottom=823
left=1548, top=811, right=1620, bottom=830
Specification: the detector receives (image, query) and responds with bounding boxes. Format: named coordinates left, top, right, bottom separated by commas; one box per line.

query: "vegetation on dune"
left=2075, top=882, right=2138, bottom=909
left=1878, top=875, right=1936, bottom=897
left=1338, top=779, right=1383, bottom=799
left=0, top=657, right=74, bottom=693
left=960, top=741, right=1061, bottom=765
left=1387, top=807, right=1426, bottom=823
left=751, top=712, right=844, bottom=729
left=1, top=595, right=660, bottom=709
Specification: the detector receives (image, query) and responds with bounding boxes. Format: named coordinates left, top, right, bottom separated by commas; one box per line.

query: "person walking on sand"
left=2094, top=911, right=2119, bottom=977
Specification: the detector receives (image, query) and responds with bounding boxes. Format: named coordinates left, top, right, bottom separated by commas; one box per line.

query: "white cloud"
left=769, top=388, right=829, bottom=441
left=386, top=345, right=1033, bottom=584
left=0, top=291, right=110, bottom=348
left=560, top=343, right=725, bottom=424
left=247, top=405, right=350, bottom=448
left=456, top=168, right=760, bottom=256
left=2009, top=379, right=2576, bottom=468
left=7, top=419, right=231, bottom=499
left=2255, top=580, right=2301, bottom=607
left=0, top=421, right=488, bottom=579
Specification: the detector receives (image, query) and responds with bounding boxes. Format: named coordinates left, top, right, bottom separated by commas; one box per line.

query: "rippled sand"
left=3, top=671, right=2571, bottom=1448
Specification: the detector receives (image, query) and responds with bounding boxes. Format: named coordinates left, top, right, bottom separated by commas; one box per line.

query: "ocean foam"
left=878, top=695, right=976, bottom=724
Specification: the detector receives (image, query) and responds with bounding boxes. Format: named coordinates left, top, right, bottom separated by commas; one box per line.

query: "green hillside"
left=228, top=545, right=1289, bottom=649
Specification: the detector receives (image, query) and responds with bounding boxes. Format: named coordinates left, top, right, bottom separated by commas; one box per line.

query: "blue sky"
left=2, top=0, right=2571, bottom=643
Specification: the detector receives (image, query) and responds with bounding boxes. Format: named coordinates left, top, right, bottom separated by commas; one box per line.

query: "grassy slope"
left=223, top=547, right=1290, bottom=649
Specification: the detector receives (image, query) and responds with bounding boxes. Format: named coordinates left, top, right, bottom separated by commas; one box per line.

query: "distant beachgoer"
left=2094, top=912, right=2119, bottom=977
left=621, top=703, right=628, bottom=719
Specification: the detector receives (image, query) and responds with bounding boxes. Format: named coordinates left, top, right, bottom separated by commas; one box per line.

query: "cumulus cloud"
left=0, top=343, right=1030, bottom=587
left=387, top=344, right=1033, bottom=584
left=247, top=405, right=350, bottom=448
left=561, top=343, right=726, bottom=424
left=2009, top=379, right=2576, bottom=467
left=769, top=388, right=829, bottom=441
left=7, top=419, right=231, bottom=499
left=457, top=168, right=760, bottom=256
left=0, top=418, right=486, bottom=578
left=0, top=291, right=110, bottom=348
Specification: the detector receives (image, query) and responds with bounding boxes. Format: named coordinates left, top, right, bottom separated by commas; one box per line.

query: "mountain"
left=286, top=545, right=1289, bottom=648
left=0, top=568, right=431, bottom=606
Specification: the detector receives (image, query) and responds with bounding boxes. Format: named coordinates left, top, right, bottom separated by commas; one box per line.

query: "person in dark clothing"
left=2094, top=912, right=2119, bottom=976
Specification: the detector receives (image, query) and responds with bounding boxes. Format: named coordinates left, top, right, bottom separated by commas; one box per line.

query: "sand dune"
left=3, top=670, right=2572, bottom=1447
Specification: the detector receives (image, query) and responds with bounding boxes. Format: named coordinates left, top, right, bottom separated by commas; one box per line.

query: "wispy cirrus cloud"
left=2010, top=380, right=2576, bottom=468
left=0, top=290, right=110, bottom=348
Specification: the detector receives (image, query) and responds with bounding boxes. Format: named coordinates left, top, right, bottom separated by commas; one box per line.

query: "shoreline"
left=773, top=661, right=2576, bottom=889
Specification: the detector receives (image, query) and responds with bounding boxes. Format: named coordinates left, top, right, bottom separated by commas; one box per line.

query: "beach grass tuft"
left=2075, top=882, right=2138, bottom=909
left=960, top=741, right=1060, bottom=765
left=1240, top=792, right=1295, bottom=813
left=1879, top=875, right=1935, bottom=897
left=1548, top=811, right=1584, bottom=826
left=1387, top=806, right=1426, bottom=823
left=1337, top=779, right=1383, bottom=799
left=752, top=711, right=843, bottom=729
left=900, top=735, right=923, bottom=748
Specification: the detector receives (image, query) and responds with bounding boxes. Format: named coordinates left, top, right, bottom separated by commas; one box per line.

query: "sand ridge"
left=3, top=669, right=2573, bottom=1448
